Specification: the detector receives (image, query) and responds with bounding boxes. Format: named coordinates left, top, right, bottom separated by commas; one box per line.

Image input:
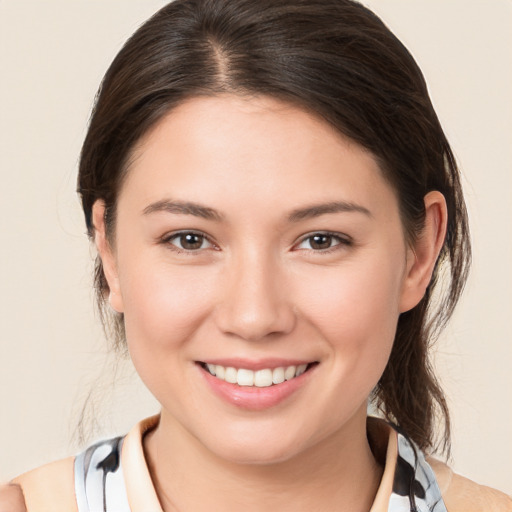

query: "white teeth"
left=296, top=364, right=308, bottom=376
left=284, top=365, right=296, bottom=381
left=225, top=367, right=237, bottom=384
left=237, top=368, right=254, bottom=386
left=204, top=363, right=311, bottom=387
left=215, top=365, right=225, bottom=379
left=254, top=369, right=273, bottom=387
left=272, top=367, right=285, bottom=384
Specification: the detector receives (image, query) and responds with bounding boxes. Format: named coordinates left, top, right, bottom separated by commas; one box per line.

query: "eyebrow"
left=142, top=199, right=371, bottom=222
left=143, top=200, right=224, bottom=221
left=287, top=201, right=372, bottom=222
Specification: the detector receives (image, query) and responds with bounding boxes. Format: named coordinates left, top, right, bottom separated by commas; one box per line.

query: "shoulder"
left=10, top=436, right=126, bottom=512
left=11, top=457, right=77, bottom=512
left=7, top=417, right=159, bottom=512
left=428, top=457, right=512, bottom=512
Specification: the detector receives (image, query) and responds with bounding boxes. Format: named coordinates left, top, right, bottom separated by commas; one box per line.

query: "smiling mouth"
left=198, top=362, right=318, bottom=388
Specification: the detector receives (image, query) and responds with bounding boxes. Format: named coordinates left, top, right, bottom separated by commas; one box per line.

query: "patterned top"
left=73, top=416, right=447, bottom=512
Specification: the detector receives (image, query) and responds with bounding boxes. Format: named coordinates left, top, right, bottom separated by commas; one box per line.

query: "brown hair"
left=78, top=0, right=470, bottom=455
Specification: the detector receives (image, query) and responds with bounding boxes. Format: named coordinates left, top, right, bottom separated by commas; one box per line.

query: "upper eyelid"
left=160, top=230, right=351, bottom=249
left=162, top=229, right=208, bottom=240
left=162, top=230, right=216, bottom=249
left=295, top=231, right=352, bottom=244
left=291, top=233, right=353, bottom=254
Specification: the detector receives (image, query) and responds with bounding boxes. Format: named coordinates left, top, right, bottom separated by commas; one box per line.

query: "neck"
left=144, top=407, right=383, bottom=512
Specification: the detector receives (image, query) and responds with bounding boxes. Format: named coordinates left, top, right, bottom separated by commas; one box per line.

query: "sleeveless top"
left=13, top=415, right=512, bottom=511
left=73, top=417, right=448, bottom=512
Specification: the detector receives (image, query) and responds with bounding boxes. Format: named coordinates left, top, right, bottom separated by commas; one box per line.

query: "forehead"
left=121, top=94, right=397, bottom=219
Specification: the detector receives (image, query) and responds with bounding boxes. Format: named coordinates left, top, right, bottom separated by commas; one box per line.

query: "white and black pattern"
left=73, top=423, right=447, bottom=511
left=388, top=430, right=447, bottom=512
left=74, top=436, right=131, bottom=512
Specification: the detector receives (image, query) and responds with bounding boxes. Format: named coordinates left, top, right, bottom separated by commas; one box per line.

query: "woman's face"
left=98, top=94, right=424, bottom=464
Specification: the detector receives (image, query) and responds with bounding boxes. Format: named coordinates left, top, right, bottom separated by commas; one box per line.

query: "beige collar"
left=121, top=415, right=163, bottom=511
left=121, top=414, right=399, bottom=512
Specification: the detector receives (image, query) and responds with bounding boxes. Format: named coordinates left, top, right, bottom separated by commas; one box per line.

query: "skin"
left=0, top=484, right=26, bottom=512
left=94, top=94, right=447, bottom=511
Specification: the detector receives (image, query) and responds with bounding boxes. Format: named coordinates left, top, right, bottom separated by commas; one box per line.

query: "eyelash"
left=161, top=230, right=352, bottom=255
left=161, top=231, right=217, bottom=255
left=295, top=231, right=353, bottom=254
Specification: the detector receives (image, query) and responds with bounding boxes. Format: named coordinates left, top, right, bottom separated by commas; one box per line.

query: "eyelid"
left=159, top=230, right=351, bottom=254
left=293, top=231, right=353, bottom=251
left=161, top=230, right=218, bottom=253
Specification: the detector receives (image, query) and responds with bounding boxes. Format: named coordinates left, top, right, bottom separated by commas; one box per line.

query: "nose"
left=214, top=251, right=296, bottom=342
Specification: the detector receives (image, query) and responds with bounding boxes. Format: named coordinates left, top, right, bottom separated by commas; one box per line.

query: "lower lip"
left=198, top=364, right=316, bottom=411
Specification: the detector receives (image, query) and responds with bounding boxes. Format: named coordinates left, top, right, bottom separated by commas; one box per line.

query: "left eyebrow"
left=287, top=201, right=372, bottom=222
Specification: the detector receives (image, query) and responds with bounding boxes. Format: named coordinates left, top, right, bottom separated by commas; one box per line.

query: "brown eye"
left=167, top=232, right=212, bottom=251
left=309, top=234, right=334, bottom=250
left=296, top=232, right=350, bottom=252
left=180, top=233, right=203, bottom=250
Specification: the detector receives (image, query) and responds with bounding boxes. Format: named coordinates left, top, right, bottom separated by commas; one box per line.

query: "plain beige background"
left=1, top=0, right=511, bottom=495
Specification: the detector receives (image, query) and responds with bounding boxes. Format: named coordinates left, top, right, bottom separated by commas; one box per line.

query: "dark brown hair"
left=78, top=0, right=470, bottom=455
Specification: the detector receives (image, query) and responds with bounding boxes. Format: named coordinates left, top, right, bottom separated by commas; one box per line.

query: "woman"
left=2, top=0, right=511, bottom=510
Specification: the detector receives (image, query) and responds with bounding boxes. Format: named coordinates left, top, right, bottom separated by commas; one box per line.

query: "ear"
left=399, top=191, right=448, bottom=313
left=92, top=200, right=124, bottom=313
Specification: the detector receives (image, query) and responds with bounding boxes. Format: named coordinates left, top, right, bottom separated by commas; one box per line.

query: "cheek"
left=119, top=260, right=221, bottom=408
left=119, top=256, right=217, bottom=352
left=291, top=253, right=404, bottom=400
left=293, top=257, right=403, bottom=346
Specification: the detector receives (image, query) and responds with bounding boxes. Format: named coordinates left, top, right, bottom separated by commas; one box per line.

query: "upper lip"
left=198, top=358, right=317, bottom=371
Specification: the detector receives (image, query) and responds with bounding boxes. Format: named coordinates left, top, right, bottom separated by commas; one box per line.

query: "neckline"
left=120, top=414, right=402, bottom=512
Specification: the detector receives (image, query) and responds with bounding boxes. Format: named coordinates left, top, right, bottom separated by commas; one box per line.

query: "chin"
left=197, top=421, right=317, bottom=466
left=213, top=442, right=301, bottom=466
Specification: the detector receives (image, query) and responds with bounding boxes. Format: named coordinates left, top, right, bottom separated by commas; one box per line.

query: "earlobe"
left=399, top=191, right=448, bottom=313
left=92, top=200, right=124, bottom=313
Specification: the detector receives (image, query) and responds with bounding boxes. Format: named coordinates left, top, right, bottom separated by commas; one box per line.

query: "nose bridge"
left=215, top=244, right=295, bottom=341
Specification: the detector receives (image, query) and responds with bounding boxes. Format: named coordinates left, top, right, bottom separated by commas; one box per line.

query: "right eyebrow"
left=142, top=199, right=224, bottom=221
